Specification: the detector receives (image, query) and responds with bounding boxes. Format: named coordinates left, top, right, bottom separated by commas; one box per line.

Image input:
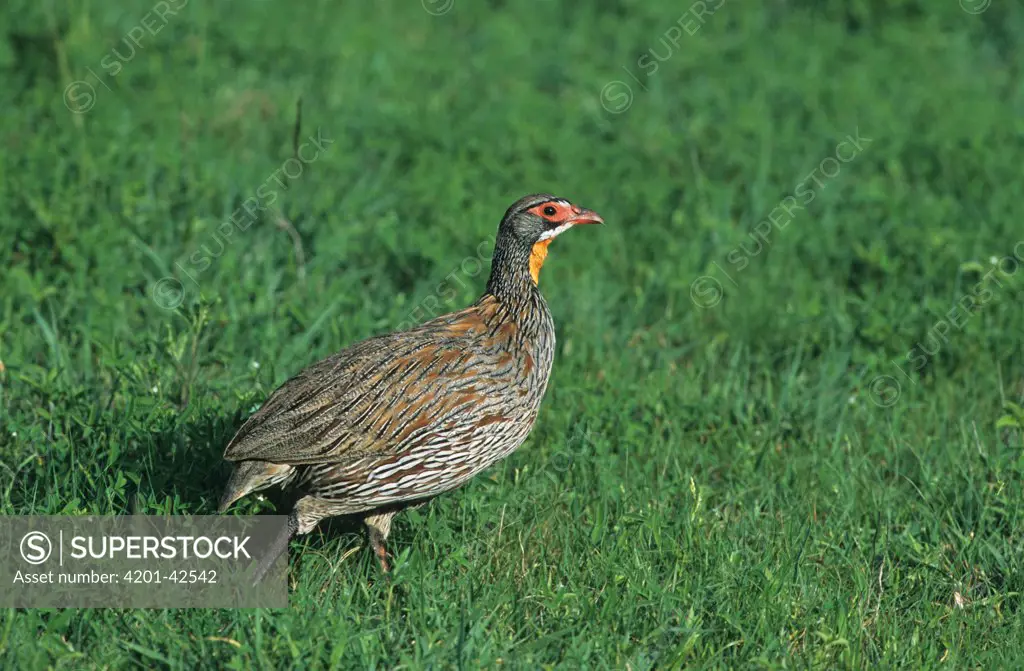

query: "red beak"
left=567, top=207, right=604, bottom=225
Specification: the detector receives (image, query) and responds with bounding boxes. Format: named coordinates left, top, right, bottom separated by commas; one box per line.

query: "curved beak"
left=566, top=207, right=604, bottom=226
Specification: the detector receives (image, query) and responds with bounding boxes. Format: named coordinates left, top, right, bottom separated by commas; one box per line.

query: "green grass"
left=2, top=0, right=1024, bottom=667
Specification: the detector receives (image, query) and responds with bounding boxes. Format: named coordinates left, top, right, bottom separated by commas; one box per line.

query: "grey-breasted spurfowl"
left=218, top=194, right=603, bottom=580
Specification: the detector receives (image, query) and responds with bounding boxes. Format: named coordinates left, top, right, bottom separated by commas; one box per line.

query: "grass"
left=1, top=0, right=1023, bottom=667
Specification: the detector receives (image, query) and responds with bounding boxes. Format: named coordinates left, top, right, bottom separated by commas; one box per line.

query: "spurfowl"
left=218, top=193, right=603, bottom=580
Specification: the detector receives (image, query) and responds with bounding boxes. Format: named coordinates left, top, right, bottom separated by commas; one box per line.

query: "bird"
left=217, top=193, right=603, bottom=581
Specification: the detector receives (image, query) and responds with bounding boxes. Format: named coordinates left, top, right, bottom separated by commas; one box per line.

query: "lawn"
left=1, top=0, right=1023, bottom=667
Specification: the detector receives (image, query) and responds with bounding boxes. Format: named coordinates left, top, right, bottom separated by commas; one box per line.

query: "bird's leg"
left=250, top=496, right=324, bottom=586
left=364, top=511, right=397, bottom=573
left=251, top=510, right=297, bottom=586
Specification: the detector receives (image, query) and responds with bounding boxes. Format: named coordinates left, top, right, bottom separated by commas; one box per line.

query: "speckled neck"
left=485, top=227, right=538, bottom=307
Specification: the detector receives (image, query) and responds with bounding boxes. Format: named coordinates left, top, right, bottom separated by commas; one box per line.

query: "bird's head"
left=497, top=193, right=604, bottom=285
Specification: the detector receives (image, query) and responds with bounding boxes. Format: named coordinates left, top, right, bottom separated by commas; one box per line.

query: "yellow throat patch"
left=529, top=240, right=551, bottom=284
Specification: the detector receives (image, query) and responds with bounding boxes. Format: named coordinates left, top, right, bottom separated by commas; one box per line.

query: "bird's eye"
left=543, top=205, right=557, bottom=216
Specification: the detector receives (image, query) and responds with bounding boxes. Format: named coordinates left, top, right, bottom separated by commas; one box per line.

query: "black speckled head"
left=488, top=193, right=603, bottom=296
left=498, top=193, right=603, bottom=246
